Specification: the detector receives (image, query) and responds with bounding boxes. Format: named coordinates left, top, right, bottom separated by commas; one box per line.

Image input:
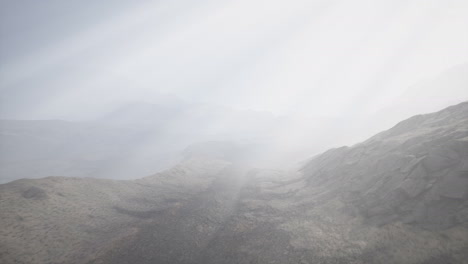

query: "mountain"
left=0, top=119, right=183, bottom=183
left=0, top=102, right=279, bottom=183
left=359, top=64, right=468, bottom=142
left=0, top=101, right=344, bottom=183
left=301, top=101, right=468, bottom=230
left=0, top=102, right=467, bottom=264
left=0, top=158, right=231, bottom=264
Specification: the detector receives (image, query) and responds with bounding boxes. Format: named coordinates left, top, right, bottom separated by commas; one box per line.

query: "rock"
left=2, top=101, right=468, bottom=264
left=455, top=205, right=468, bottom=223
left=422, top=153, right=458, bottom=173
left=437, top=172, right=468, bottom=199
left=459, top=159, right=468, bottom=173
left=22, top=186, right=48, bottom=200
left=401, top=165, right=428, bottom=197
left=302, top=101, right=468, bottom=230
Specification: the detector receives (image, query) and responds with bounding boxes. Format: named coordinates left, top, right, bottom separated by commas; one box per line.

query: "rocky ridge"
left=0, top=102, right=467, bottom=264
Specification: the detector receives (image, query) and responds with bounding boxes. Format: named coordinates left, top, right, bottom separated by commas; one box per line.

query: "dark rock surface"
left=22, top=186, right=48, bottom=200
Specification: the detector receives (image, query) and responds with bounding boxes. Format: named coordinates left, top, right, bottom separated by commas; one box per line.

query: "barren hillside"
left=1, top=102, right=467, bottom=264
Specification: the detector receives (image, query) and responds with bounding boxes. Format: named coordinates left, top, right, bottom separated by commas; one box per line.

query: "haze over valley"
left=1, top=1, right=468, bottom=263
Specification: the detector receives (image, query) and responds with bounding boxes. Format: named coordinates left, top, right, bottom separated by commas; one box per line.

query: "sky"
left=1, top=0, right=468, bottom=122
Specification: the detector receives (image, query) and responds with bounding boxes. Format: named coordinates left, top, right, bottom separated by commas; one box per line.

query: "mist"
left=2, top=0, right=468, bottom=119
left=1, top=0, right=468, bottom=181
left=1, top=1, right=468, bottom=264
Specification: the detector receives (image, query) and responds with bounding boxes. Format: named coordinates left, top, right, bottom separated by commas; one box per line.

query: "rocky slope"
left=1, top=102, right=467, bottom=264
left=301, top=101, right=468, bottom=230
left=0, top=158, right=231, bottom=264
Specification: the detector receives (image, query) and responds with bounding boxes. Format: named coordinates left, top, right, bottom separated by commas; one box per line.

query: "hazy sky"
left=1, top=0, right=467, bottom=120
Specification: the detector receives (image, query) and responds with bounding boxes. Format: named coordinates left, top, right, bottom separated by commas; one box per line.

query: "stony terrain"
left=1, top=102, right=467, bottom=264
left=0, top=158, right=231, bottom=264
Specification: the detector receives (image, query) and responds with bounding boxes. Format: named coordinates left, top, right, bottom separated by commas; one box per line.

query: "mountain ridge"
left=1, top=102, right=467, bottom=264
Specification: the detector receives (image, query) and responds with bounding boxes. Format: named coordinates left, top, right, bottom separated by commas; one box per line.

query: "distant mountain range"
left=2, top=64, right=467, bottom=184
left=0, top=100, right=347, bottom=183
left=1, top=101, right=467, bottom=264
left=0, top=102, right=276, bottom=183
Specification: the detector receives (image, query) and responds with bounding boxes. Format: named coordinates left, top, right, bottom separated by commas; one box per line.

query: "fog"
left=1, top=0, right=468, bottom=182
left=2, top=2, right=468, bottom=264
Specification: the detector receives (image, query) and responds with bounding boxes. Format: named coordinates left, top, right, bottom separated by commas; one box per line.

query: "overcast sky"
left=1, top=0, right=467, bottom=121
